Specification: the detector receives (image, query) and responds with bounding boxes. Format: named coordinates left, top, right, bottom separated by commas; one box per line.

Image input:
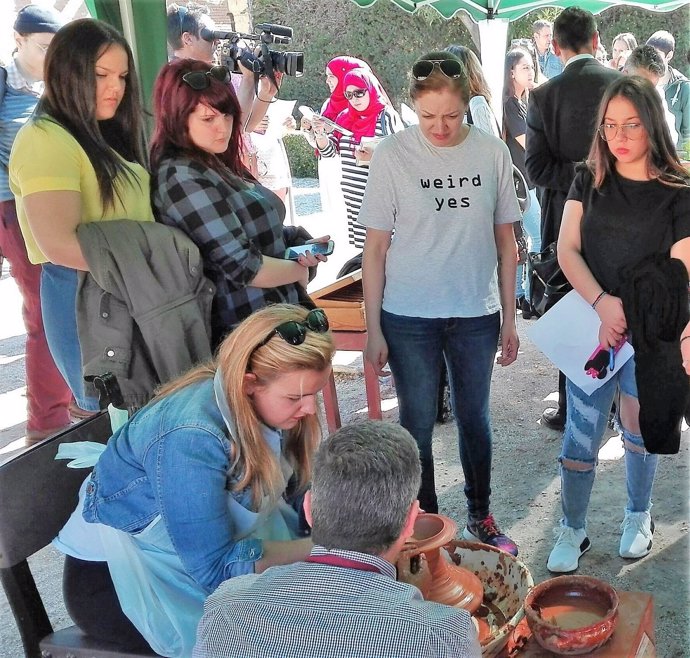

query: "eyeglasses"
left=598, top=122, right=645, bottom=141
left=344, top=88, right=368, bottom=100
left=181, top=65, right=229, bottom=90
left=256, top=309, right=330, bottom=349
left=29, top=37, right=50, bottom=53
left=412, top=59, right=464, bottom=81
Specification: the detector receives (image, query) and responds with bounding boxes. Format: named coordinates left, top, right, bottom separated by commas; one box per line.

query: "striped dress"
left=320, top=106, right=403, bottom=248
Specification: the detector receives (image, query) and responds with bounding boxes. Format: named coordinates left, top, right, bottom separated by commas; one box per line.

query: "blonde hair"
left=156, top=304, right=336, bottom=507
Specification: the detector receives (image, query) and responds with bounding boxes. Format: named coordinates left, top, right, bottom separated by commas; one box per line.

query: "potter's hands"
left=365, top=328, right=390, bottom=377
left=496, top=320, right=519, bottom=366
left=596, top=294, right=627, bottom=348
left=254, top=537, right=313, bottom=573
left=396, top=549, right=432, bottom=597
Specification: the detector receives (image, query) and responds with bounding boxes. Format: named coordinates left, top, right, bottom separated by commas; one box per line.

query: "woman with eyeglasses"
left=503, top=47, right=541, bottom=319
left=312, top=66, right=403, bottom=249
left=57, top=304, right=335, bottom=656
left=360, top=51, right=522, bottom=556
left=9, top=18, right=153, bottom=417
left=548, top=76, right=690, bottom=574
left=0, top=6, right=74, bottom=444
left=150, top=59, right=327, bottom=348
left=301, top=56, right=369, bottom=255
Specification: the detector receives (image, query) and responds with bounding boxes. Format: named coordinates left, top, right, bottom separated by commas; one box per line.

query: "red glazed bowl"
left=524, top=575, right=619, bottom=655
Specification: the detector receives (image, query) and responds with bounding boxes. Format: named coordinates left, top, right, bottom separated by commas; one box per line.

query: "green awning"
left=349, top=0, right=689, bottom=22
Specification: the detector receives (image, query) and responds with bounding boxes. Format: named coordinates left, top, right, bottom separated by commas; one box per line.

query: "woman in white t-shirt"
left=360, top=51, right=521, bottom=557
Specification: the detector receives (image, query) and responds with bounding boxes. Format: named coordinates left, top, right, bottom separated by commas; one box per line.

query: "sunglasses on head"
left=181, top=65, right=229, bottom=90
left=256, top=309, right=330, bottom=349
left=412, top=59, right=464, bottom=81
left=344, top=88, right=368, bottom=100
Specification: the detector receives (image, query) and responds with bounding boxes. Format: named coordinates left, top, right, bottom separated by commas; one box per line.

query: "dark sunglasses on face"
left=412, top=59, right=464, bottom=81
left=181, top=65, right=229, bottom=90
left=344, top=88, right=368, bottom=100
left=257, top=309, right=330, bottom=348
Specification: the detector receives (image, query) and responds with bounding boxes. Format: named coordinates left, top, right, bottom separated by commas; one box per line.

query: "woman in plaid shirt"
left=150, top=59, right=328, bottom=347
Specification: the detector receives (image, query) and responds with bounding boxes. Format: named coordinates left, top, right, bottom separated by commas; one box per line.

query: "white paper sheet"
left=526, top=290, right=634, bottom=394
left=265, top=99, right=296, bottom=137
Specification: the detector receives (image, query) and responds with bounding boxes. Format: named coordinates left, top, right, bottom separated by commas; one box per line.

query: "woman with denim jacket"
left=58, top=304, right=335, bottom=657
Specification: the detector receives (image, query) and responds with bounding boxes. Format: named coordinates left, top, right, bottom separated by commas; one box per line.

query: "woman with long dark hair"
left=549, top=76, right=690, bottom=573
left=503, top=47, right=541, bottom=317
left=9, top=18, right=153, bottom=412
left=150, top=59, right=328, bottom=348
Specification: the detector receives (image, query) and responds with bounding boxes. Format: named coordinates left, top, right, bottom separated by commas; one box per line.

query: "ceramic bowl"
left=445, top=540, right=534, bottom=657
left=524, top=575, right=619, bottom=655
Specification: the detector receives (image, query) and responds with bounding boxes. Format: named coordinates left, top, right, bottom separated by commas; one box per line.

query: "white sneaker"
left=547, top=525, right=591, bottom=573
left=619, top=511, right=654, bottom=559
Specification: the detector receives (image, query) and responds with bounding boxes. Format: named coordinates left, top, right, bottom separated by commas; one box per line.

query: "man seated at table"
left=193, top=420, right=481, bottom=658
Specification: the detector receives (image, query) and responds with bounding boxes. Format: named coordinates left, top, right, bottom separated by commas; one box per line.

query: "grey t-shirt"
left=358, top=125, right=521, bottom=318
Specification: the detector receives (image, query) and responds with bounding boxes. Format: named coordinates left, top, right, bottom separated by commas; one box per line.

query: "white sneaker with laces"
left=619, top=511, right=654, bottom=559
left=547, top=525, right=591, bottom=573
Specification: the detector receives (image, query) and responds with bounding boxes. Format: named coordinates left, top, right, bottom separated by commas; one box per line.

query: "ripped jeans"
left=560, top=356, right=658, bottom=530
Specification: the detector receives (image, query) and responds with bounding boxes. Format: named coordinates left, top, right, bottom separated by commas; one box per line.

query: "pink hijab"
left=335, top=68, right=387, bottom=142
left=322, top=56, right=370, bottom=121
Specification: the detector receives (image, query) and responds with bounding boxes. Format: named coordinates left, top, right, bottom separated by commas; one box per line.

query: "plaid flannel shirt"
left=153, top=157, right=300, bottom=344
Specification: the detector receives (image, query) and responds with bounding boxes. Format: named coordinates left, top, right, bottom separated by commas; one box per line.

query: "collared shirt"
left=193, top=545, right=482, bottom=658
left=5, top=57, right=44, bottom=97
left=564, top=53, right=595, bottom=68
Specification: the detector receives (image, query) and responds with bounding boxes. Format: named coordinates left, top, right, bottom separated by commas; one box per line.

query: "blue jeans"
left=560, top=356, right=657, bottom=530
left=517, top=188, right=542, bottom=300
left=381, top=310, right=500, bottom=519
left=40, top=263, right=99, bottom=411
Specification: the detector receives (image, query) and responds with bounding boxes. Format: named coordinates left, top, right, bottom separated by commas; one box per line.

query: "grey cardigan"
left=76, top=220, right=215, bottom=413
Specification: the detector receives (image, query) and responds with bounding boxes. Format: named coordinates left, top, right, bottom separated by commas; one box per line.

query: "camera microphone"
left=200, top=27, right=235, bottom=42
left=255, top=23, right=293, bottom=39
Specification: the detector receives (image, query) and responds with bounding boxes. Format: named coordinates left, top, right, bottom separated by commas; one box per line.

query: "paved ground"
left=1, top=180, right=688, bottom=656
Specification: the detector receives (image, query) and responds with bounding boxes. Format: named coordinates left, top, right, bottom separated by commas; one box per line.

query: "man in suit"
left=526, top=6, right=620, bottom=430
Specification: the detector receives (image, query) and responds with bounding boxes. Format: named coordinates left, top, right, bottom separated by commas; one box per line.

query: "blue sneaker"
left=463, top=514, right=518, bottom=556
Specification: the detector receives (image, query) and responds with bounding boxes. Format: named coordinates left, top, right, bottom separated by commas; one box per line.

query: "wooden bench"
left=0, top=412, right=160, bottom=658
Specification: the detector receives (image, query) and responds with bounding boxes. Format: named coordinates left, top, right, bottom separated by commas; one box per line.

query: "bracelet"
left=591, top=291, right=608, bottom=309
left=680, top=335, right=690, bottom=345
left=257, top=96, right=276, bottom=103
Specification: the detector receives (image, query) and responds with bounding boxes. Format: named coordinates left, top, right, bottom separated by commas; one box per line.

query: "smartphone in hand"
left=284, top=241, right=335, bottom=260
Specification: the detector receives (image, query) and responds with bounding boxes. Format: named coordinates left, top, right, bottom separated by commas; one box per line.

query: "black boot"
left=418, top=457, right=438, bottom=514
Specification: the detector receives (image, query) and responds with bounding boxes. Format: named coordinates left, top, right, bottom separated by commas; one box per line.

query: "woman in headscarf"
left=301, top=56, right=369, bottom=254
left=312, top=67, right=403, bottom=249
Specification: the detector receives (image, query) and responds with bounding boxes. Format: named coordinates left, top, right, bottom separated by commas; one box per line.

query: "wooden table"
left=321, top=330, right=382, bottom=432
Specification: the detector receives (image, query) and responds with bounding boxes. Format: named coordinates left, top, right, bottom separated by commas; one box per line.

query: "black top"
left=503, top=96, right=532, bottom=188
left=568, top=166, right=690, bottom=295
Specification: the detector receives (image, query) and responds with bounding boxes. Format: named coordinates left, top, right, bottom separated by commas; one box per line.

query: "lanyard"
left=305, top=554, right=383, bottom=575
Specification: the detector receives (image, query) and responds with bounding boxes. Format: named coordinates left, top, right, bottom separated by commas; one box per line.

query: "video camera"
left=200, top=23, right=303, bottom=82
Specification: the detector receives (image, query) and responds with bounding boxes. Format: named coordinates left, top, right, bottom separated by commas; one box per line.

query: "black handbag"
left=529, top=241, right=572, bottom=317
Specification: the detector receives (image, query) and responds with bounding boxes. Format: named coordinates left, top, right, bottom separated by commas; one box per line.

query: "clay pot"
left=524, top=575, right=619, bottom=655
left=405, top=514, right=484, bottom=614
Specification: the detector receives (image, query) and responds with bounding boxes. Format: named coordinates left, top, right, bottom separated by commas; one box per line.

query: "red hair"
left=150, top=58, right=245, bottom=176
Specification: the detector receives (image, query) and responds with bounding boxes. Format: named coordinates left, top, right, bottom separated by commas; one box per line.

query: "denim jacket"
left=82, top=376, right=294, bottom=593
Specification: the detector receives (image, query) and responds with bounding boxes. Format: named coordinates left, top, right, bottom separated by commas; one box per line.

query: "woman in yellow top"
left=9, top=19, right=154, bottom=412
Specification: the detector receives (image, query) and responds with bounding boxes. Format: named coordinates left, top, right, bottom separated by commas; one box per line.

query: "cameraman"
left=166, top=2, right=275, bottom=134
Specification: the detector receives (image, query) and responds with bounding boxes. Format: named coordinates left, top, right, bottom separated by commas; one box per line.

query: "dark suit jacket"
left=526, top=57, right=621, bottom=246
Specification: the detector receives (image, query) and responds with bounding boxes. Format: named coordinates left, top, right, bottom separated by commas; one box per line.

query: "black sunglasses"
left=181, top=65, right=229, bottom=90
left=344, top=88, right=368, bottom=100
left=257, top=309, right=330, bottom=348
left=412, top=59, right=464, bottom=81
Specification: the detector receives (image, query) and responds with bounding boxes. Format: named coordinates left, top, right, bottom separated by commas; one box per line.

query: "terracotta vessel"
left=524, top=575, right=619, bottom=655
left=405, top=514, right=483, bottom=614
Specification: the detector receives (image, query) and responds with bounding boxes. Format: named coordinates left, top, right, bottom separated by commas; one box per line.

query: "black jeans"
left=63, top=555, right=152, bottom=652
